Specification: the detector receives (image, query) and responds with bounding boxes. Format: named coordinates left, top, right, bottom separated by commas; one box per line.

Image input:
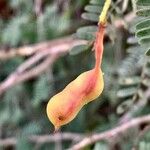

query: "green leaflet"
left=90, top=0, right=104, bottom=5
left=84, top=5, right=102, bottom=14
left=76, top=26, right=97, bottom=40
left=137, top=0, right=150, bottom=6
left=136, top=27, right=150, bottom=38
left=70, top=0, right=105, bottom=55
left=119, top=76, right=141, bottom=86
left=117, top=87, right=137, bottom=99
left=81, top=13, right=99, bottom=22
left=136, top=8, right=150, bottom=17
left=70, top=0, right=101, bottom=55
left=139, top=35, right=150, bottom=45
left=117, top=99, right=133, bottom=114
left=136, top=18, right=150, bottom=30
left=77, top=26, right=98, bottom=33
left=136, top=0, right=150, bottom=56
left=76, top=31, right=95, bottom=40
left=70, top=44, right=90, bottom=55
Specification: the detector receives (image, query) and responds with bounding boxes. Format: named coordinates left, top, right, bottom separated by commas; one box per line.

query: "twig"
left=0, top=55, right=55, bottom=96
left=0, top=37, right=87, bottom=96
left=69, top=115, right=150, bottom=150
left=54, top=132, right=62, bottom=150
left=0, top=37, right=86, bottom=60
left=0, top=116, right=150, bottom=148
left=0, top=133, right=84, bottom=147
left=0, top=12, right=135, bottom=60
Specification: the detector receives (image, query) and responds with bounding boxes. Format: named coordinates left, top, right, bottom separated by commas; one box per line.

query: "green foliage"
left=116, top=0, right=150, bottom=116
left=136, top=0, right=150, bottom=55
left=32, top=73, right=53, bottom=107
left=139, top=141, right=150, bottom=150
left=70, top=44, right=90, bottom=55
left=22, top=121, right=42, bottom=135
left=2, top=15, right=30, bottom=46
left=0, top=85, right=25, bottom=126
left=16, top=137, right=33, bottom=150
left=76, top=26, right=97, bottom=40
left=0, top=2, right=71, bottom=47
left=70, top=0, right=104, bottom=54
left=0, top=0, right=150, bottom=150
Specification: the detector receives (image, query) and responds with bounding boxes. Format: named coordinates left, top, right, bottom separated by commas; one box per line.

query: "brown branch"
left=0, top=132, right=84, bottom=147
left=0, top=116, right=150, bottom=148
left=0, top=37, right=87, bottom=96
left=0, top=55, right=56, bottom=96
left=0, top=12, right=135, bottom=60
left=0, top=12, right=135, bottom=95
left=69, top=115, right=150, bottom=150
left=0, top=37, right=86, bottom=60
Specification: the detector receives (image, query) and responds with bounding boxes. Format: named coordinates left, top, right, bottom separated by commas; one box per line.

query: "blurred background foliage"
left=0, top=0, right=150, bottom=150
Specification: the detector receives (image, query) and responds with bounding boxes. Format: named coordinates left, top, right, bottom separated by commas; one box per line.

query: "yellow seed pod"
left=46, top=69, right=104, bottom=131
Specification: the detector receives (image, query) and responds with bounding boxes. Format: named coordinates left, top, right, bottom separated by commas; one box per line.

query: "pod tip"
left=53, top=126, right=60, bottom=134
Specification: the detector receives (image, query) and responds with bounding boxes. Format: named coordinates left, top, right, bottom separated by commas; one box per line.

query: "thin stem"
left=99, top=0, right=111, bottom=25
left=94, top=25, right=105, bottom=70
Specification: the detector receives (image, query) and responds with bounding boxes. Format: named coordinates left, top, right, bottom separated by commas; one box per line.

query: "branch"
left=0, top=115, right=150, bottom=148
left=0, top=132, right=84, bottom=147
left=0, top=37, right=86, bottom=60
left=69, top=115, right=150, bottom=150
left=0, top=37, right=87, bottom=96
left=0, top=12, right=135, bottom=60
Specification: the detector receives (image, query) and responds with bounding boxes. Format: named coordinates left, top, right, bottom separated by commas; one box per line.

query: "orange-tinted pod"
left=47, top=69, right=104, bottom=130
left=46, top=25, right=105, bottom=130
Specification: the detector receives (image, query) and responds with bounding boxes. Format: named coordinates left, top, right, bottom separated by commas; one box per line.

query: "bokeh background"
left=0, top=0, right=150, bottom=150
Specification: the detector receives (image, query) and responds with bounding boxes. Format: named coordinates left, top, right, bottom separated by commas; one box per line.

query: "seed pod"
left=46, top=68, right=104, bottom=130
left=46, top=25, right=105, bottom=131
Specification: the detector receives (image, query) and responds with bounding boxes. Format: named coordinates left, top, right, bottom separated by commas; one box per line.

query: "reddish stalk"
left=94, top=24, right=105, bottom=71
